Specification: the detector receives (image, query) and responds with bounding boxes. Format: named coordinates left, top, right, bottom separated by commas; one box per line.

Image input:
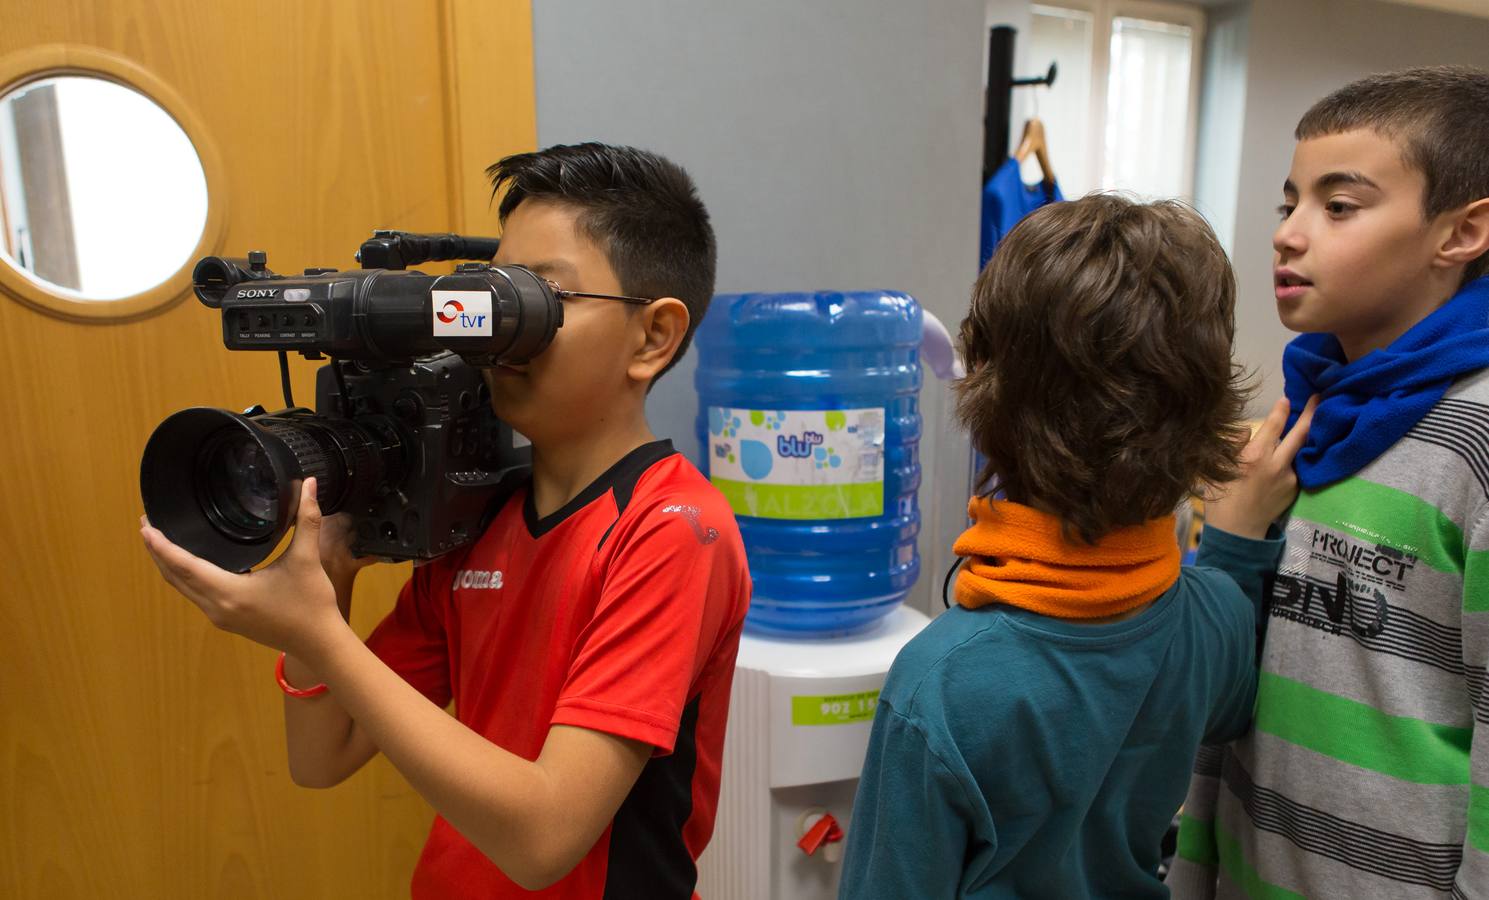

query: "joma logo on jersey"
left=663, top=504, right=719, bottom=545
left=454, top=569, right=503, bottom=590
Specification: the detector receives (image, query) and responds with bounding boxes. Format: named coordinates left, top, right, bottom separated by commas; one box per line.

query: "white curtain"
left=1103, top=16, right=1194, bottom=200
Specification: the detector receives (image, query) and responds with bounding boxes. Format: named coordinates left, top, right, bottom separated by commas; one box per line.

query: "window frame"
left=0, top=45, right=228, bottom=323
left=1028, top=0, right=1207, bottom=199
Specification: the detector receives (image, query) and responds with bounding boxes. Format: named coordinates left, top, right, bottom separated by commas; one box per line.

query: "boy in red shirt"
left=142, top=143, right=751, bottom=898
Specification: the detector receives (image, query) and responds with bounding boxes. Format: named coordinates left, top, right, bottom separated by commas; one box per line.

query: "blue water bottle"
left=694, top=291, right=923, bottom=637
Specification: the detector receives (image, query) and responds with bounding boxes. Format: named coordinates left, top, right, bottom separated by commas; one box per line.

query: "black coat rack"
left=983, top=25, right=1057, bottom=183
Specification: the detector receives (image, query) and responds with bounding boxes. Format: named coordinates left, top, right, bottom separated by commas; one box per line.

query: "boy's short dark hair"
left=486, top=142, right=717, bottom=382
left=1296, top=65, right=1489, bottom=283
left=956, top=194, right=1250, bottom=544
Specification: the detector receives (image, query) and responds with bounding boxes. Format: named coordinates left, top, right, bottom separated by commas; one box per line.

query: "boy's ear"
left=627, top=297, right=689, bottom=384
left=1437, top=197, right=1489, bottom=268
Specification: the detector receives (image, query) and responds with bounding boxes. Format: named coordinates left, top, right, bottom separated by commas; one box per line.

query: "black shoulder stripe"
left=595, top=440, right=679, bottom=551
left=595, top=520, right=619, bottom=553
left=611, top=440, right=677, bottom=517
left=526, top=439, right=677, bottom=540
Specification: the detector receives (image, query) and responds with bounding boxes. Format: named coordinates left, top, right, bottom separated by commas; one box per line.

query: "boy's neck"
left=527, top=410, right=659, bottom=520
left=1339, top=271, right=1462, bottom=362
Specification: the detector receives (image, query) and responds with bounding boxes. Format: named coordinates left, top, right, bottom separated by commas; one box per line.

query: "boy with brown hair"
left=141, top=143, right=751, bottom=898
left=1169, top=66, right=1489, bottom=900
left=839, top=193, right=1289, bottom=898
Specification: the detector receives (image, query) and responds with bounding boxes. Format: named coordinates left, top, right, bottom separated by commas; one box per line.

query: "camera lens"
left=141, top=408, right=298, bottom=571
left=198, top=430, right=277, bottom=539
left=141, top=406, right=406, bottom=572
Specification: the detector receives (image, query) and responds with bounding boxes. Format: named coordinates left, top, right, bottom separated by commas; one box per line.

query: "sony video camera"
left=140, top=230, right=566, bottom=572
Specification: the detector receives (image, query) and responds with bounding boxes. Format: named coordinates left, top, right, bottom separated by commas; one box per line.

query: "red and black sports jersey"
left=366, top=440, right=750, bottom=899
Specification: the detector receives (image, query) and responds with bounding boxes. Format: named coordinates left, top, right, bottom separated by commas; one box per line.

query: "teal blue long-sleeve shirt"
left=838, top=529, right=1284, bottom=899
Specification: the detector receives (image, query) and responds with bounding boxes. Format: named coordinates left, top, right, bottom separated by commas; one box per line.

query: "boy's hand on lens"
left=140, top=477, right=347, bottom=659
left=1203, top=395, right=1319, bottom=540
left=318, top=510, right=379, bottom=593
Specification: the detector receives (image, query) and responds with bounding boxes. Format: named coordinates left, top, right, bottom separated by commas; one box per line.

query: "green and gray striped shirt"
left=1169, top=368, right=1489, bottom=899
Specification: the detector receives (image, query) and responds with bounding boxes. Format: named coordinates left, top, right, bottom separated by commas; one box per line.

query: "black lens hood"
left=140, top=407, right=300, bottom=572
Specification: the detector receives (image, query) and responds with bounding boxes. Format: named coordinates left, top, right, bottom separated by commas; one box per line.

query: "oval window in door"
left=0, top=74, right=208, bottom=302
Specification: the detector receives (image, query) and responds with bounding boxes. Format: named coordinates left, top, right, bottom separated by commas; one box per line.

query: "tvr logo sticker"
left=432, top=290, right=494, bottom=337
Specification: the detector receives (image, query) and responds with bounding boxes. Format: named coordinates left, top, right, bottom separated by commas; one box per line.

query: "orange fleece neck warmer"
left=952, top=497, right=1180, bottom=619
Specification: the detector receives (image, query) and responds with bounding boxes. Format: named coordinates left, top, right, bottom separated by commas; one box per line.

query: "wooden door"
left=0, top=2, right=534, bottom=896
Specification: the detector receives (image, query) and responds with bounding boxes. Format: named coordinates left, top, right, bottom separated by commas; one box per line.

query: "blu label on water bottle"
left=706, top=407, right=885, bottom=519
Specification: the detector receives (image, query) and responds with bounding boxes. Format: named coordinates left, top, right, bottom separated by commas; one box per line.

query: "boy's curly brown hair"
left=956, top=193, right=1251, bottom=544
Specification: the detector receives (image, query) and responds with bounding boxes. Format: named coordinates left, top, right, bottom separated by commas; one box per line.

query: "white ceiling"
left=1378, top=0, right=1489, bottom=20
left=1184, top=0, right=1489, bottom=18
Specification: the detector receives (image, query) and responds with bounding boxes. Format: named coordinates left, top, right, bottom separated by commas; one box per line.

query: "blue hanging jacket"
left=979, top=157, right=1063, bottom=270
left=1283, top=275, right=1489, bottom=488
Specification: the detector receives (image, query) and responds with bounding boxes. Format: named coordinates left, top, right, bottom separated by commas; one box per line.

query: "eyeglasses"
left=543, top=279, right=658, bottom=305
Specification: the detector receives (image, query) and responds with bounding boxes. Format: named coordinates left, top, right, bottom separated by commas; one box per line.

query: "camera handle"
left=354, top=231, right=501, bottom=271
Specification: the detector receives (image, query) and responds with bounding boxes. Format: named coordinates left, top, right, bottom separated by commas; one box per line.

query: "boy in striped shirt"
left=1168, top=67, right=1489, bottom=899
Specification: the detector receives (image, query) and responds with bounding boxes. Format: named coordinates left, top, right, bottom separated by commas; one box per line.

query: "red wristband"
left=275, top=652, right=328, bottom=698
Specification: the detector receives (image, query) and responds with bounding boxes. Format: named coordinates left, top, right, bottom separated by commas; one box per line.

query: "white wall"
left=531, top=0, right=991, bottom=614
left=1191, top=1, right=1250, bottom=256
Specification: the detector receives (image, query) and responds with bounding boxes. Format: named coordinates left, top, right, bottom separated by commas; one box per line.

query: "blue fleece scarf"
left=1283, top=275, right=1489, bottom=488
